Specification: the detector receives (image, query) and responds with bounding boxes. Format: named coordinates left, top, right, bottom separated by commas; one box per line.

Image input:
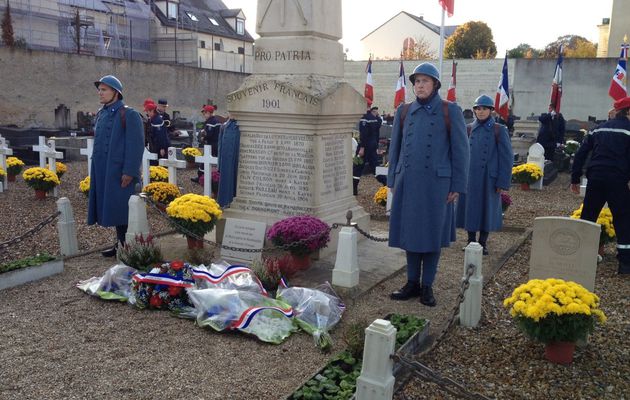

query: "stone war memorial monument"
left=225, top=0, right=369, bottom=253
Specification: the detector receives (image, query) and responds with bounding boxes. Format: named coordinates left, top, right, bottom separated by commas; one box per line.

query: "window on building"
left=214, top=42, right=221, bottom=51
left=238, top=47, right=245, bottom=54
left=186, top=12, right=199, bottom=22
left=167, top=2, right=178, bottom=20
left=199, top=40, right=206, bottom=48
left=236, top=19, right=244, bottom=35
left=208, top=17, right=219, bottom=26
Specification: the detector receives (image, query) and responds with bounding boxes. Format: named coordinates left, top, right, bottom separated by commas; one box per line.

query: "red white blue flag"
left=549, top=46, right=563, bottom=113
left=439, top=0, right=454, bottom=17
left=609, top=43, right=629, bottom=101
left=394, top=58, right=406, bottom=109
left=494, top=56, right=509, bottom=121
left=364, top=57, right=374, bottom=108
left=446, top=60, right=457, bottom=102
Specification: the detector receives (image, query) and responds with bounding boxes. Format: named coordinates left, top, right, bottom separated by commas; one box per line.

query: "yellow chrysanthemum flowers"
left=79, top=176, right=90, bottom=196
left=511, top=163, right=543, bottom=185
left=143, top=182, right=181, bottom=204
left=373, top=186, right=388, bottom=207
left=22, top=167, right=61, bottom=191
left=166, top=194, right=222, bottom=237
left=46, top=161, right=67, bottom=178
left=182, top=147, right=202, bottom=162
left=570, top=204, right=616, bottom=242
left=149, top=166, right=169, bottom=182
left=6, top=156, right=25, bottom=176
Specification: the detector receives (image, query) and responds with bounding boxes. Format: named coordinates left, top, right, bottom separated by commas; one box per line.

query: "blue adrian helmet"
left=473, top=95, right=495, bottom=109
left=408, top=62, right=441, bottom=89
left=94, top=75, right=123, bottom=99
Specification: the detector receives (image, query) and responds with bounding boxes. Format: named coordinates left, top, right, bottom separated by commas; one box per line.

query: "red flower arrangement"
left=130, top=260, right=194, bottom=312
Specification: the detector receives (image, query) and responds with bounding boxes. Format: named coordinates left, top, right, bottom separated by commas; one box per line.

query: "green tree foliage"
left=444, top=21, right=497, bottom=59
left=1, top=1, right=15, bottom=48
left=402, top=36, right=436, bottom=60
left=507, top=43, right=541, bottom=59
left=542, top=35, right=597, bottom=58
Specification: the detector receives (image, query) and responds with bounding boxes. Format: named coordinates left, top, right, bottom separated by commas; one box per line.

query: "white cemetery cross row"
left=0, top=136, right=14, bottom=190
left=195, top=145, right=217, bottom=198
left=80, top=138, right=94, bottom=177
left=32, top=136, right=48, bottom=168
left=159, top=147, right=186, bottom=185
left=141, top=147, right=158, bottom=188
left=45, top=139, right=63, bottom=197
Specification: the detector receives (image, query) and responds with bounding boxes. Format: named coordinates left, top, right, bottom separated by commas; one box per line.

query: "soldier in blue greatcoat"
left=88, top=75, right=144, bottom=257
left=456, top=95, right=514, bottom=255
left=387, top=63, right=470, bottom=306
left=217, top=115, right=240, bottom=207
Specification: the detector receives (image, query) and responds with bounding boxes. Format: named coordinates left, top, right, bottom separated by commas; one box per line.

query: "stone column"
left=126, top=195, right=150, bottom=244
left=355, top=319, right=396, bottom=400
left=56, top=197, right=79, bottom=256
left=332, top=226, right=359, bottom=287
left=459, top=242, right=483, bottom=328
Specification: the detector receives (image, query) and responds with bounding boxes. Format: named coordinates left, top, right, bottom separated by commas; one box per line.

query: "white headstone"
left=56, top=197, right=78, bottom=256
left=526, top=143, right=545, bottom=190
left=355, top=319, right=396, bottom=400
left=159, top=147, right=186, bottom=185
left=459, top=242, right=483, bottom=328
left=32, top=136, right=48, bottom=168
left=80, top=138, right=94, bottom=177
left=375, top=167, right=392, bottom=216
left=332, top=226, right=359, bottom=288
left=529, top=217, right=601, bottom=292
left=195, top=145, right=218, bottom=198
left=126, top=195, right=150, bottom=244
left=141, top=148, right=158, bottom=188
left=0, top=136, right=13, bottom=190
left=44, top=139, right=63, bottom=198
left=220, top=218, right=267, bottom=265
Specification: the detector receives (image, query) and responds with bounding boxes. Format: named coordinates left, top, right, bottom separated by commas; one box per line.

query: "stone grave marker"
left=32, top=136, right=48, bottom=168
left=0, top=136, right=13, bottom=189
left=54, top=104, right=71, bottom=130
left=45, top=139, right=64, bottom=198
left=220, top=218, right=267, bottom=265
left=141, top=148, right=158, bottom=188
left=526, top=143, right=545, bottom=190
left=529, top=216, right=600, bottom=292
left=195, top=145, right=217, bottom=198
left=159, top=147, right=186, bottom=185
left=80, top=138, right=94, bottom=176
left=375, top=166, right=392, bottom=216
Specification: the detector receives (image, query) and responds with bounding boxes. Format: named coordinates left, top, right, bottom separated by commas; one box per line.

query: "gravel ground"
left=1, top=164, right=628, bottom=399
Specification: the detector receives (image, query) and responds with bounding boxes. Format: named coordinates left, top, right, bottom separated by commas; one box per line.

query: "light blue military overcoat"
left=217, top=119, right=240, bottom=207
left=88, top=100, right=144, bottom=227
left=456, top=118, right=514, bottom=232
left=387, top=94, right=470, bottom=253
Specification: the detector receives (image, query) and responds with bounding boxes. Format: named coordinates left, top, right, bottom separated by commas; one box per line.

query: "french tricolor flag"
left=609, top=43, right=629, bottom=101
left=446, top=60, right=457, bottom=102
left=494, top=56, right=510, bottom=121
left=364, top=57, right=374, bottom=108
left=394, top=58, right=406, bottom=109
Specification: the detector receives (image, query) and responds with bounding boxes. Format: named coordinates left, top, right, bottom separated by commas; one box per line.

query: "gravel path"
left=1, top=163, right=628, bottom=399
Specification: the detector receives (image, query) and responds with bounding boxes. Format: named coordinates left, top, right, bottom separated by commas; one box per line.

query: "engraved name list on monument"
left=321, top=134, right=349, bottom=197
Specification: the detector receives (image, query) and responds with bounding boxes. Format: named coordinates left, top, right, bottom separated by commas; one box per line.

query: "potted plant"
left=22, top=167, right=61, bottom=199
left=570, top=204, right=615, bottom=257
left=511, top=163, right=543, bottom=190
left=0, top=166, right=5, bottom=184
left=503, top=278, right=607, bottom=365
left=250, top=257, right=284, bottom=294
left=182, top=147, right=202, bottom=168
left=142, top=182, right=181, bottom=211
left=6, top=156, right=25, bottom=182
left=47, top=161, right=67, bottom=179
left=373, top=186, right=388, bottom=208
left=117, top=234, right=163, bottom=272
left=149, top=165, right=169, bottom=183
left=267, top=215, right=330, bottom=270
left=166, top=193, right=223, bottom=249
left=79, top=176, right=90, bottom=197
left=501, top=192, right=512, bottom=213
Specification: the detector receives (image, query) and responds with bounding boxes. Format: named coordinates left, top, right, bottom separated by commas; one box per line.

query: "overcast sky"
left=223, top=0, right=614, bottom=60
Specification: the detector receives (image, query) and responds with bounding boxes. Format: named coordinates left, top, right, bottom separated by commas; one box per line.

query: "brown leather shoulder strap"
left=120, top=106, right=127, bottom=130
left=494, top=123, right=502, bottom=144
left=442, top=100, right=451, bottom=137
left=400, top=102, right=411, bottom=127
left=466, top=125, right=472, bottom=137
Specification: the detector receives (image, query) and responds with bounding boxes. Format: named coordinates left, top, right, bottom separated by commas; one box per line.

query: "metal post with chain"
left=0, top=211, right=62, bottom=253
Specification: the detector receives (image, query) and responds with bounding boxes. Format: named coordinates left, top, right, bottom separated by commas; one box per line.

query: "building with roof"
left=360, top=11, right=457, bottom=60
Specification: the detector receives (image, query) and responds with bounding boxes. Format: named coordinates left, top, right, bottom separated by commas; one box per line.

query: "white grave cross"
left=375, top=166, right=392, bottom=216
left=45, top=139, right=63, bottom=197
left=526, top=143, right=545, bottom=190
left=195, top=145, right=218, bottom=197
left=80, top=138, right=94, bottom=177
left=141, top=147, right=158, bottom=188
left=0, top=136, right=13, bottom=189
left=32, top=136, right=48, bottom=168
left=159, top=147, right=186, bottom=185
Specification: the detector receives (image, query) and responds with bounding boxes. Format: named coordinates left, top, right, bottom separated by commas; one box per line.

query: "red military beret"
left=202, top=105, right=215, bottom=113
left=144, top=102, right=157, bottom=112
left=613, top=96, right=630, bottom=111
left=143, top=98, right=155, bottom=107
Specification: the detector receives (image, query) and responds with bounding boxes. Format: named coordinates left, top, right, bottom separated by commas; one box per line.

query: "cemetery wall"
left=0, top=48, right=247, bottom=128
left=344, top=58, right=619, bottom=122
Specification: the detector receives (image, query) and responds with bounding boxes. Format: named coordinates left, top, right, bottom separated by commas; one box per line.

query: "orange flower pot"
left=186, top=235, right=204, bottom=250
left=520, top=183, right=530, bottom=191
left=7, top=174, right=16, bottom=182
left=544, top=341, right=575, bottom=365
left=34, top=189, right=47, bottom=200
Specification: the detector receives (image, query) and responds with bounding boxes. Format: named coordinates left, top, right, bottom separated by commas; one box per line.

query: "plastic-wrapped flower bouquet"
left=267, top=215, right=330, bottom=256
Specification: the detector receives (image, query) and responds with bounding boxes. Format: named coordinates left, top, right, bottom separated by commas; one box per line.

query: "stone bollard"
left=126, top=195, right=150, bottom=244
left=355, top=319, right=396, bottom=400
left=332, top=226, right=359, bottom=288
left=56, top=197, right=78, bottom=256
left=0, top=181, right=3, bottom=193
left=459, top=242, right=483, bottom=328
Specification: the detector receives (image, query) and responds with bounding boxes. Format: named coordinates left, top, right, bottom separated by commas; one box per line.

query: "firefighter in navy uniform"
left=145, top=102, right=170, bottom=160
left=192, top=105, right=222, bottom=184
left=571, top=96, right=630, bottom=275
left=156, top=99, right=174, bottom=137
left=359, top=107, right=379, bottom=174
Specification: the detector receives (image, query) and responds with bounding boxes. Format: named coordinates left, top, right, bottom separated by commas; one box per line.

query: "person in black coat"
left=157, top=98, right=174, bottom=136
left=537, top=104, right=565, bottom=160
left=571, top=96, right=630, bottom=275
left=144, top=103, right=170, bottom=160
left=359, top=107, right=379, bottom=174
left=201, top=105, right=222, bottom=157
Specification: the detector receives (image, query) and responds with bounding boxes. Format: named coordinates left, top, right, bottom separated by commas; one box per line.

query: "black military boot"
left=390, top=281, right=422, bottom=301
left=101, top=242, right=118, bottom=258
left=619, top=262, right=630, bottom=275
left=420, top=285, right=436, bottom=307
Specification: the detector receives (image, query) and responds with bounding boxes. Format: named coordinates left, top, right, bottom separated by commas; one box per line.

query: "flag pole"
left=438, top=8, right=445, bottom=84
left=624, top=34, right=628, bottom=90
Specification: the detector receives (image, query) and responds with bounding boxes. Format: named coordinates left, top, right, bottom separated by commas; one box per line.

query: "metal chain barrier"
left=141, top=194, right=341, bottom=253
left=0, top=211, right=61, bottom=253
left=392, top=355, right=491, bottom=400
left=352, top=223, right=389, bottom=242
